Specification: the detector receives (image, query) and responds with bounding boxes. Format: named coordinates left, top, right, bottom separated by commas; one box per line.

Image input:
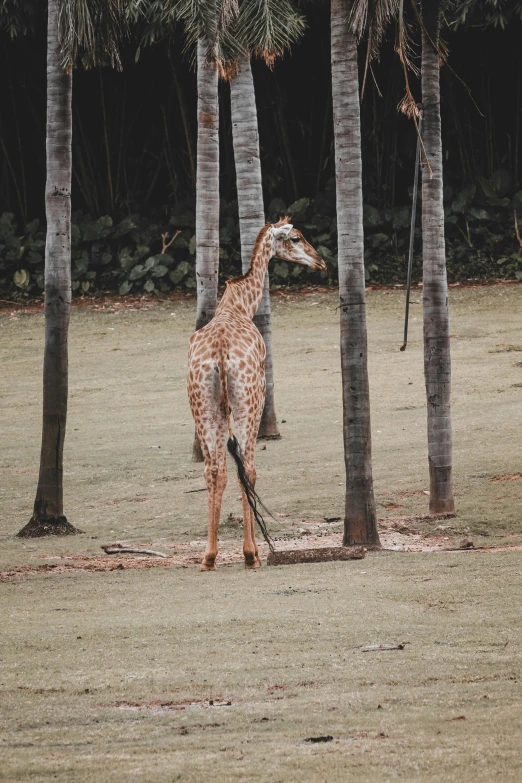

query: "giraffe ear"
left=272, top=223, right=293, bottom=238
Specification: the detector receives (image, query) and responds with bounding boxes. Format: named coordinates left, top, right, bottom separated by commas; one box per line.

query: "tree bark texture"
left=421, top=3, right=455, bottom=514
left=230, top=55, right=280, bottom=439
left=192, top=40, right=220, bottom=462
left=18, top=0, right=79, bottom=537
left=331, top=0, right=380, bottom=547
left=195, top=38, right=219, bottom=332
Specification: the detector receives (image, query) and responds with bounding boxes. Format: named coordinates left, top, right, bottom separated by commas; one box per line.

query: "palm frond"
left=163, top=0, right=242, bottom=72
left=450, top=0, right=522, bottom=29
left=0, top=0, right=38, bottom=38
left=57, top=0, right=132, bottom=71
left=160, top=0, right=304, bottom=74
left=236, top=0, right=306, bottom=67
left=164, top=0, right=212, bottom=38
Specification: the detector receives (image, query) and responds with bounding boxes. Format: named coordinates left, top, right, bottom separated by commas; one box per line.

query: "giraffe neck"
left=219, top=227, right=273, bottom=319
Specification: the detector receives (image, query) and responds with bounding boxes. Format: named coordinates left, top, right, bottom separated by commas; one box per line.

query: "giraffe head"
left=270, top=217, right=326, bottom=271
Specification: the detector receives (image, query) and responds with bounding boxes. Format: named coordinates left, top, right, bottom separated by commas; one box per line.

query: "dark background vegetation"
left=1, top=5, right=521, bottom=297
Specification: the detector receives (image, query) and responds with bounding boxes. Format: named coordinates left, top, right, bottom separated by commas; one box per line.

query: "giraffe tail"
left=227, top=436, right=276, bottom=554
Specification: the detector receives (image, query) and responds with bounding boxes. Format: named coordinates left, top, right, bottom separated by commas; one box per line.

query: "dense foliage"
left=2, top=168, right=521, bottom=299
left=1, top=2, right=521, bottom=298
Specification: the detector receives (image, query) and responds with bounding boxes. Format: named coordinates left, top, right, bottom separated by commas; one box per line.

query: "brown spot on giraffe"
left=187, top=218, right=326, bottom=570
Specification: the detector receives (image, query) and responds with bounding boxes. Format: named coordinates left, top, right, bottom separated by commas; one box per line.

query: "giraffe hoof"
left=245, top=558, right=261, bottom=570
left=200, top=561, right=217, bottom=571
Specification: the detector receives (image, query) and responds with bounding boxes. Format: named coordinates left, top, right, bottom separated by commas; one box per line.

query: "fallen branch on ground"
left=267, top=546, right=365, bottom=565
left=101, top=545, right=168, bottom=558
left=356, top=643, right=408, bottom=652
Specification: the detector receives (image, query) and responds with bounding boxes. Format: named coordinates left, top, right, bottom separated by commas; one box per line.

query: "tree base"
left=343, top=520, right=381, bottom=549
left=257, top=405, right=280, bottom=440
left=429, top=499, right=456, bottom=515
left=427, top=511, right=457, bottom=520
left=343, top=537, right=382, bottom=549
left=428, top=467, right=455, bottom=514
left=17, top=515, right=83, bottom=538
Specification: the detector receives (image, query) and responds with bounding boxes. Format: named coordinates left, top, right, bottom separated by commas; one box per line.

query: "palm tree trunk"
left=195, top=38, right=219, bottom=330
left=18, top=0, right=80, bottom=537
left=230, top=54, right=280, bottom=439
left=331, top=0, right=380, bottom=547
left=193, top=38, right=220, bottom=462
left=421, top=2, right=455, bottom=514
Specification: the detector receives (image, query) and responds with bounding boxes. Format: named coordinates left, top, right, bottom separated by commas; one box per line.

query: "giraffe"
left=187, top=218, right=326, bottom=570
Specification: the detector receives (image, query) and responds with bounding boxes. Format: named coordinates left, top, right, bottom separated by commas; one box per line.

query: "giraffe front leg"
left=201, top=461, right=227, bottom=571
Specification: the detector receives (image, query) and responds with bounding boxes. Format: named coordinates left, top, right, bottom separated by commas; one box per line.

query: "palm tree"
left=230, top=55, right=280, bottom=437
left=347, top=0, right=454, bottom=516
left=165, top=1, right=236, bottom=335
left=420, top=0, right=455, bottom=513
left=195, top=35, right=220, bottom=333
left=166, top=1, right=230, bottom=460
left=331, top=0, right=380, bottom=547
left=189, top=33, right=220, bottom=461
left=348, top=0, right=454, bottom=515
left=18, top=0, right=129, bottom=537
left=229, top=0, right=305, bottom=438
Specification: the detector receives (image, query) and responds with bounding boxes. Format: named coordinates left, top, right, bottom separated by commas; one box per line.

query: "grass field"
left=1, top=284, right=521, bottom=781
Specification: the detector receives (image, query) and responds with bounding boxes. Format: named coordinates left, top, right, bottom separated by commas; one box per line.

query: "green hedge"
left=2, top=173, right=521, bottom=300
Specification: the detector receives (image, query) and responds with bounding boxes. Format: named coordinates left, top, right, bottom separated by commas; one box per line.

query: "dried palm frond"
left=349, top=0, right=399, bottom=61
left=348, top=0, right=402, bottom=98
left=396, top=0, right=419, bottom=75
left=395, top=0, right=419, bottom=121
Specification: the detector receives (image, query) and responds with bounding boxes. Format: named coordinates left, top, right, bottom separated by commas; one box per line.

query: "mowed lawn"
left=1, top=284, right=521, bottom=781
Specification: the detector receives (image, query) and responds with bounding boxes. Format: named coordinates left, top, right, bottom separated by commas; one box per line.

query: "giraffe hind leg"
left=229, top=435, right=262, bottom=569
left=239, top=470, right=260, bottom=569
left=196, top=414, right=228, bottom=571
left=227, top=365, right=265, bottom=568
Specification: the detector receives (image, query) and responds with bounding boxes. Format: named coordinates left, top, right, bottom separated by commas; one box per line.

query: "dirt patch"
left=2, top=518, right=521, bottom=582
left=490, top=473, right=522, bottom=482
